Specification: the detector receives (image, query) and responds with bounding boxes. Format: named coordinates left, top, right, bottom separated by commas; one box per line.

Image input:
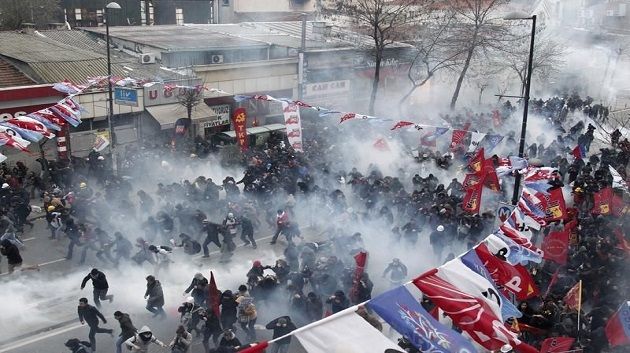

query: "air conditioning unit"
left=140, top=53, right=157, bottom=64
left=210, top=54, right=224, bottom=64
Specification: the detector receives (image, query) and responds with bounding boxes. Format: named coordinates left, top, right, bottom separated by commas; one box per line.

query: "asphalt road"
left=0, top=217, right=318, bottom=353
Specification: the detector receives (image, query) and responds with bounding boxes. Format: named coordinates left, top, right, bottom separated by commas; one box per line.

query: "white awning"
left=146, top=103, right=223, bottom=130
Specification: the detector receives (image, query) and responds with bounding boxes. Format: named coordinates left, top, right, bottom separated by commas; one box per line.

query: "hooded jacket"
left=0, top=239, right=22, bottom=265
left=81, top=270, right=109, bottom=290
left=145, top=280, right=165, bottom=307
left=124, top=326, right=164, bottom=353
left=116, top=313, right=137, bottom=340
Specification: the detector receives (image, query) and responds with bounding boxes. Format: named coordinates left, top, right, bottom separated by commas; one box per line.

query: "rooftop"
left=0, top=30, right=187, bottom=84
left=0, top=57, right=36, bottom=88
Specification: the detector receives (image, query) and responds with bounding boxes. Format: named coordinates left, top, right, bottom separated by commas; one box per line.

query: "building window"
left=140, top=0, right=146, bottom=25
left=96, top=9, right=103, bottom=24
left=74, top=8, right=82, bottom=20
left=222, top=0, right=230, bottom=6
left=149, top=3, right=154, bottom=24
left=175, top=8, right=184, bottom=25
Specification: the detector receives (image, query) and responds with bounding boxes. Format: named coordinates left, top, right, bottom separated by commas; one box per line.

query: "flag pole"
left=576, top=280, right=582, bottom=344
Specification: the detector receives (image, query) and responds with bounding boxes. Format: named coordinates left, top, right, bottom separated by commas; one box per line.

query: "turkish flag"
left=540, top=336, right=575, bottom=353
left=414, top=270, right=539, bottom=353
left=542, top=229, right=569, bottom=265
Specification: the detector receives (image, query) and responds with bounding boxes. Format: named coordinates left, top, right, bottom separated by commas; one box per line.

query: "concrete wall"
left=233, top=0, right=315, bottom=13
left=194, top=58, right=298, bottom=97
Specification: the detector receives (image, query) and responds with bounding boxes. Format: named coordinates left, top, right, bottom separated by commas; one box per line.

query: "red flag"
left=208, top=271, right=221, bottom=319
left=543, top=268, right=560, bottom=298
left=536, top=188, right=567, bottom=222
left=592, top=187, right=613, bottom=215
left=467, top=147, right=485, bottom=174
left=450, top=122, right=471, bottom=150
left=372, top=138, right=389, bottom=151
left=390, top=120, right=415, bottom=130
left=462, top=180, right=483, bottom=214
left=563, top=281, right=582, bottom=311
left=350, top=251, right=368, bottom=303
left=540, top=336, right=575, bottom=353
left=542, top=229, right=569, bottom=265
left=237, top=341, right=269, bottom=353
left=475, top=243, right=539, bottom=300
left=605, top=302, right=630, bottom=348
left=232, top=108, right=249, bottom=152
left=339, top=113, right=356, bottom=123
left=462, top=173, right=484, bottom=190
left=414, top=270, right=538, bottom=353
left=483, top=158, right=501, bottom=191
left=565, top=218, right=579, bottom=246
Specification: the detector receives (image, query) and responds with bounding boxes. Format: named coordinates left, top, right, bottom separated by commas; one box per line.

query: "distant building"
left=61, top=0, right=316, bottom=27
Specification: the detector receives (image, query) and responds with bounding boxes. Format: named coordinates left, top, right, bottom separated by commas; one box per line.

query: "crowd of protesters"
left=0, top=91, right=628, bottom=353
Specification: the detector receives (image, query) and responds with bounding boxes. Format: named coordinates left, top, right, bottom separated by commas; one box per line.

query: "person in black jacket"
left=114, top=311, right=136, bottom=353
left=0, top=238, right=22, bottom=274
left=218, top=329, right=241, bottom=349
left=199, top=308, right=223, bottom=353
left=240, top=215, right=256, bottom=248
left=183, top=272, right=208, bottom=306
left=145, top=275, right=166, bottom=318
left=219, top=290, right=238, bottom=331
left=265, top=316, right=297, bottom=353
left=64, top=338, right=91, bottom=353
left=201, top=220, right=221, bottom=258
left=77, top=297, right=113, bottom=350
left=80, top=268, right=113, bottom=308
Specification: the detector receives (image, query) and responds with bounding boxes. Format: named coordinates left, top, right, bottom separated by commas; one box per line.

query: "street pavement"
left=0, top=216, right=319, bottom=353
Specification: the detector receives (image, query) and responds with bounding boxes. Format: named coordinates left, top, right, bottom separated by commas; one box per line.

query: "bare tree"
left=447, top=0, right=510, bottom=110
left=0, top=0, right=61, bottom=30
left=399, top=11, right=466, bottom=112
left=318, top=0, right=429, bottom=115
left=502, top=30, right=566, bottom=95
left=177, top=84, right=204, bottom=138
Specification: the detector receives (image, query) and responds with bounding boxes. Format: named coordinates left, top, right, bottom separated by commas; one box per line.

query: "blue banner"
left=367, top=285, right=477, bottom=353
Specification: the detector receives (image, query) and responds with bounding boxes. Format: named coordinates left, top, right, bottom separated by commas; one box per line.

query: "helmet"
left=79, top=182, right=87, bottom=189
left=437, top=225, right=445, bottom=232
left=227, top=212, right=234, bottom=218
left=47, top=205, right=56, bottom=212
left=186, top=296, right=194, bottom=304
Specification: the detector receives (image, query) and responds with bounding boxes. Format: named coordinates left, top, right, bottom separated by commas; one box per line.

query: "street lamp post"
left=505, top=14, right=537, bottom=205
left=105, top=2, right=121, bottom=173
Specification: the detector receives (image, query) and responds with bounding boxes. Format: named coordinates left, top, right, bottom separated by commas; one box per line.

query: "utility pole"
left=298, top=13, right=307, bottom=100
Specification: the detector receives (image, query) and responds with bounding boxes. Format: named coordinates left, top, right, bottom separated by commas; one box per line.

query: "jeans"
left=239, top=318, right=256, bottom=342
left=115, top=335, right=125, bottom=353
left=93, top=288, right=113, bottom=308
left=146, top=302, right=165, bottom=317
left=88, top=323, right=113, bottom=351
left=270, top=343, right=290, bottom=353
left=202, top=236, right=221, bottom=256
left=66, top=237, right=81, bottom=259
left=241, top=230, right=256, bottom=247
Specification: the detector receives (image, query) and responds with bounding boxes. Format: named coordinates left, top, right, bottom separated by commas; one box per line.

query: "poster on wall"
left=232, top=107, right=248, bottom=152
left=281, top=102, right=303, bottom=152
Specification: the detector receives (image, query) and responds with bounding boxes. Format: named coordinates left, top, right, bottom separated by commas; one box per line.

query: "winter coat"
left=77, top=304, right=106, bottom=326
left=117, top=313, right=137, bottom=340
left=0, top=239, right=22, bottom=265
left=81, top=271, right=109, bottom=290
left=125, top=326, right=164, bottom=353
left=265, top=317, right=296, bottom=345
left=145, top=281, right=165, bottom=307
left=169, top=331, right=192, bottom=353
left=184, top=277, right=208, bottom=294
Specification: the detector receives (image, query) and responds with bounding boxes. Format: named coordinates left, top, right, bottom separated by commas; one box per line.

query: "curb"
left=0, top=318, right=76, bottom=347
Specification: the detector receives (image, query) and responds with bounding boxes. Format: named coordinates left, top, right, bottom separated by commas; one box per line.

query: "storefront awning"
left=146, top=103, right=224, bottom=130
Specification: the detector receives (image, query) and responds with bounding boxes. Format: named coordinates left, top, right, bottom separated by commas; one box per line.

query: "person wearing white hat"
left=430, top=225, right=446, bottom=262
